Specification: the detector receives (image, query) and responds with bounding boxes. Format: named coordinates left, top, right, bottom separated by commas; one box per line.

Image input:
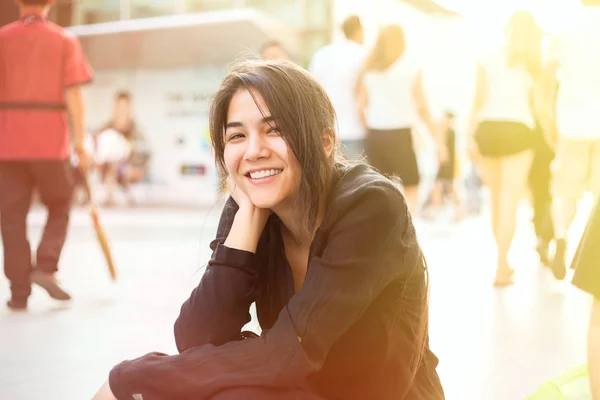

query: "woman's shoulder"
left=323, top=164, right=407, bottom=230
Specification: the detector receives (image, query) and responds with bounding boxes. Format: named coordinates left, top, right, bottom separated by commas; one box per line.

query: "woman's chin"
left=248, top=194, right=282, bottom=210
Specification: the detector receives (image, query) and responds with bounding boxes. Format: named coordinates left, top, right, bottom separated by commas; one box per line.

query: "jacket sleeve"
left=109, top=185, right=420, bottom=400
left=173, top=197, right=259, bottom=352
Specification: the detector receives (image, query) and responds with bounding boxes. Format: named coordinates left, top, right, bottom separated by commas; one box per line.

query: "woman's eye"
left=268, top=127, right=281, bottom=135
left=227, top=133, right=244, bottom=141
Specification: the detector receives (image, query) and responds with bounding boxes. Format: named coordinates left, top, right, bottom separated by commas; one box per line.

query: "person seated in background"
left=571, top=196, right=600, bottom=399
left=94, top=90, right=150, bottom=206
left=92, top=60, right=444, bottom=400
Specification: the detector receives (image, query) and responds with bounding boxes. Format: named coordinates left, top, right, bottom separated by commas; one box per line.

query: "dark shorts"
left=475, top=121, right=535, bottom=158
left=366, top=127, right=420, bottom=187
left=437, top=129, right=456, bottom=181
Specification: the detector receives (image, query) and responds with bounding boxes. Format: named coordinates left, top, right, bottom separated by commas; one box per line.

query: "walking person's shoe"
left=551, top=238, right=567, bottom=280
left=536, top=237, right=551, bottom=266
left=6, top=297, right=27, bottom=311
left=31, top=270, right=71, bottom=301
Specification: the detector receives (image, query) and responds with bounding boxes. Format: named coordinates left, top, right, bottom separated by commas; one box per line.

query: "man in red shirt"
left=0, top=0, right=92, bottom=310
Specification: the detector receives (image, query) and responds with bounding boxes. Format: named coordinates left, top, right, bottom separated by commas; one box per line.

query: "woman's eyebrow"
left=225, top=121, right=243, bottom=129
left=226, top=116, right=274, bottom=129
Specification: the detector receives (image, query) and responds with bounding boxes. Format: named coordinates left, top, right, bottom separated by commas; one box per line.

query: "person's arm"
left=412, top=69, right=436, bottom=138
left=467, top=63, right=487, bottom=161
left=63, top=34, right=93, bottom=163
left=589, top=297, right=600, bottom=400
left=173, top=196, right=263, bottom=352
left=412, top=69, right=446, bottom=162
left=65, top=86, right=85, bottom=153
left=533, top=65, right=558, bottom=149
left=107, top=183, right=418, bottom=400
left=355, top=72, right=368, bottom=131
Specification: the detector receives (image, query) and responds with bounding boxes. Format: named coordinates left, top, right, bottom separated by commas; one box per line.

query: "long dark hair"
left=363, top=24, right=406, bottom=72
left=504, top=10, right=543, bottom=78
left=209, top=60, right=343, bottom=238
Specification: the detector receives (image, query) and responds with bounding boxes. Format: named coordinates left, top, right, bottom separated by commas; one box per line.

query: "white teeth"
left=249, top=169, right=282, bottom=179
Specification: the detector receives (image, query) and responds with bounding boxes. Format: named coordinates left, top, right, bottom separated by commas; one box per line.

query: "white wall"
left=84, top=66, right=226, bottom=203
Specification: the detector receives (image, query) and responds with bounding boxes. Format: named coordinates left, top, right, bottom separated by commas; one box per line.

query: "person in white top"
left=468, top=11, right=550, bottom=286
left=547, top=0, right=600, bottom=280
left=309, top=15, right=366, bottom=161
left=355, top=24, right=441, bottom=214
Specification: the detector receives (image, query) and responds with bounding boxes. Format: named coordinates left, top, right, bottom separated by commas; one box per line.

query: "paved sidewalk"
left=0, top=203, right=594, bottom=400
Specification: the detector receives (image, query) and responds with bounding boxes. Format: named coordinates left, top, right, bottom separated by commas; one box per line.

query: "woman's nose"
left=244, top=134, right=267, bottom=160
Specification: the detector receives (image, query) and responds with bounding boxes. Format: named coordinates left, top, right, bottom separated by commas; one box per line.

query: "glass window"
left=77, top=0, right=121, bottom=24
left=305, top=0, right=332, bottom=29
left=49, top=0, right=74, bottom=27
left=184, top=0, right=238, bottom=13
left=246, top=0, right=305, bottom=27
left=130, top=0, right=177, bottom=19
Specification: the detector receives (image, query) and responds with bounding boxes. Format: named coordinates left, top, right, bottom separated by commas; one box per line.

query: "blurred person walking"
left=528, top=124, right=556, bottom=266
left=528, top=79, right=558, bottom=266
left=467, top=11, right=550, bottom=286
left=547, top=0, right=600, bottom=280
left=309, top=15, right=366, bottom=161
left=421, top=111, right=464, bottom=221
left=356, top=25, right=443, bottom=214
left=0, top=0, right=93, bottom=310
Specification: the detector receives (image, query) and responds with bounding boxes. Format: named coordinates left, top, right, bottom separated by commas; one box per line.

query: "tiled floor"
left=0, top=200, right=594, bottom=400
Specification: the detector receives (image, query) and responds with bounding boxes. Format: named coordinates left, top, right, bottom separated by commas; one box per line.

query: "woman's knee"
left=210, top=387, right=321, bottom=400
left=210, top=387, right=266, bottom=400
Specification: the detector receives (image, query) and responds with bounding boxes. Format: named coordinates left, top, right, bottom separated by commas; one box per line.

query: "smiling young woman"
left=92, top=60, right=444, bottom=400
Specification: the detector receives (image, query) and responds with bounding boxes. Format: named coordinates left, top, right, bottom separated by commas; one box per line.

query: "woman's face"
left=114, top=98, right=131, bottom=121
left=223, top=88, right=300, bottom=210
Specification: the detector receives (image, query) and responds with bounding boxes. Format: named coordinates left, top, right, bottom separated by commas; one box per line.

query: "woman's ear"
left=321, top=128, right=336, bottom=158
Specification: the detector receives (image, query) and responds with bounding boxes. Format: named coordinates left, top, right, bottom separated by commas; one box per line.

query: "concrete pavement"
left=0, top=200, right=594, bottom=400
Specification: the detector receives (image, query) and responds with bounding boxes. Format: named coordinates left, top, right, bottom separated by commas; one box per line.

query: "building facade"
left=50, top=0, right=334, bottom=66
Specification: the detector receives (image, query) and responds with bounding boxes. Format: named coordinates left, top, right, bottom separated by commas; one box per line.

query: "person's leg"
left=30, top=160, right=73, bottom=301
left=102, top=161, right=120, bottom=206
left=464, top=166, right=481, bottom=214
left=121, top=163, right=146, bottom=206
left=210, top=386, right=326, bottom=400
left=478, top=156, right=502, bottom=247
left=449, top=180, right=465, bottom=221
left=493, top=150, right=534, bottom=285
left=589, top=139, right=600, bottom=203
left=529, top=142, right=555, bottom=264
left=422, top=181, right=443, bottom=220
left=0, top=162, right=34, bottom=309
left=551, top=138, right=588, bottom=279
left=589, top=297, right=600, bottom=400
